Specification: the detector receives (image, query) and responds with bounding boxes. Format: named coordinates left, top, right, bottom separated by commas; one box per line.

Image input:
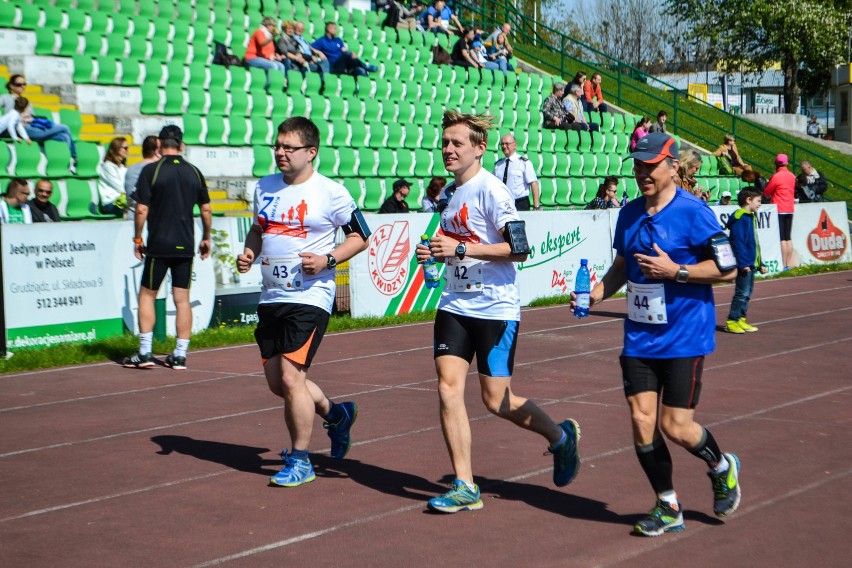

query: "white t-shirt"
left=253, top=170, right=356, bottom=313
left=492, top=153, right=538, bottom=200
left=437, top=167, right=521, bottom=321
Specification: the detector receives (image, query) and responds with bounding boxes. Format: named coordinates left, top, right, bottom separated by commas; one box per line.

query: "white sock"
left=460, top=479, right=477, bottom=491
left=174, top=338, right=190, bottom=358
left=658, top=490, right=678, bottom=506
left=713, top=456, right=730, bottom=475
left=139, top=332, right=153, bottom=355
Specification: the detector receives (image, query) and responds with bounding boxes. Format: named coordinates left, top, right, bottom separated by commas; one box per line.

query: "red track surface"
left=2, top=271, right=851, bottom=567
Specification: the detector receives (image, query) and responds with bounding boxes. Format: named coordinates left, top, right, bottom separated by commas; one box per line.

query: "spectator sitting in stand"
left=674, top=149, right=708, bottom=202
left=0, top=178, right=33, bottom=224
left=291, top=22, right=331, bottom=75
left=717, top=190, right=732, bottom=206
left=741, top=169, right=768, bottom=193
left=542, top=83, right=574, bottom=130
left=570, top=71, right=587, bottom=93
left=585, top=177, right=621, bottom=210
left=583, top=72, right=608, bottom=114
left=713, top=134, right=751, bottom=176
left=562, top=83, right=600, bottom=132
left=382, top=1, right=424, bottom=31
left=244, top=17, right=287, bottom=90
left=450, top=28, right=479, bottom=69
left=422, top=176, right=445, bottom=212
left=379, top=179, right=411, bottom=213
left=485, top=23, right=512, bottom=46
left=630, top=117, right=650, bottom=151
left=98, top=137, right=129, bottom=217
left=795, top=160, right=827, bottom=203
left=472, top=39, right=506, bottom=73
left=125, top=135, right=161, bottom=221
left=648, top=110, right=667, bottom=133
left=418, top=0, right=463, bottom=35
left=312, top=22, right=378, bottom=77
left=0, top=96, right=32, bottom=145
left=29, top=178, right=61, bottom=223
left=486, top=33, right=513, bottom=72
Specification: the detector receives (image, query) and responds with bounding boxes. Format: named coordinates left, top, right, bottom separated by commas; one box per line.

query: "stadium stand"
left=0, top=0, right=747, bottom=218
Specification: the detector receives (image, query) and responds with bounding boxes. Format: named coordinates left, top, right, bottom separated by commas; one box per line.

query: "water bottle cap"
left=421, top=234, right=429, bottom=240
left=580, top=258, right=588, bottom=265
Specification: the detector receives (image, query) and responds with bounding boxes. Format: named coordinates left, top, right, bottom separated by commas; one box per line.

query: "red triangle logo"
left=807, top=210, right=848, bottom=261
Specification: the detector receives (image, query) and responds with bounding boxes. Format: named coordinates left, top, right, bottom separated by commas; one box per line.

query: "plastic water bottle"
left=573, top=259, right=591, bottom=318
left=421, top=234, right=441, bottom=289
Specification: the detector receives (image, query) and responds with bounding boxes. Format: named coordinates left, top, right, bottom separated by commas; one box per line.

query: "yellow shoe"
left=737, top=318, right=758, bottom=332
left=725, top=320, right=745, bottom=334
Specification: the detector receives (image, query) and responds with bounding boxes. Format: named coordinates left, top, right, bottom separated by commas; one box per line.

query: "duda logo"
left=807, top=210, right=847, bottom=261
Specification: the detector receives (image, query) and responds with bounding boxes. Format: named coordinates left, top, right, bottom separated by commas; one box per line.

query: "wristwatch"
left=675, top=264, right=689, bottom=283
left=455, top=242, right=467, bottom=260
left=326, top=254, right=337, bottom=269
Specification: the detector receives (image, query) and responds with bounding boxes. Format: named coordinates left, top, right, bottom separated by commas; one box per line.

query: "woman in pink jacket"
left=763, top=153, right=798, bottom=269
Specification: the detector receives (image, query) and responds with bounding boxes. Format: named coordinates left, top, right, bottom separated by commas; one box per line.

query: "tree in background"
left=666, top=0, right=851, bottom=113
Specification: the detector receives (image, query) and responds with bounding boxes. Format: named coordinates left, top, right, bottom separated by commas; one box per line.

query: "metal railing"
left=454, top=0, right=852, bottom=203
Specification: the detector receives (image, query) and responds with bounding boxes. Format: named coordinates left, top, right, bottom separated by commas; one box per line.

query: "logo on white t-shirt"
left=368, top=220, right=411, bottom=296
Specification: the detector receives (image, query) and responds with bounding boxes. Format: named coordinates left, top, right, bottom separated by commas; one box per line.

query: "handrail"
left=454, top=0, right=852, bottom=202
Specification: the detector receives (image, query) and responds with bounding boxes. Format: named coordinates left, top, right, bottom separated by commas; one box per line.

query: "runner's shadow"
left=150, top=435, right=280, bottom=476
left=312, top=454, right=446, bottom=502
left=589, top=310, right=627, bottom=320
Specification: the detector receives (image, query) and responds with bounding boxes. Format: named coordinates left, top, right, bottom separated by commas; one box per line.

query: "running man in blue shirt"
left=572, top=133, right=742, bottom=536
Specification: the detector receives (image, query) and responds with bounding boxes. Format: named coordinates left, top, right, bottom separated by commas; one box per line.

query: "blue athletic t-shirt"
left=613, top=188, right=722, bottom=358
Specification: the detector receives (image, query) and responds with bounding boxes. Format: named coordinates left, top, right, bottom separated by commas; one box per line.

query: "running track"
left=2, top=271, right=851, bottom=567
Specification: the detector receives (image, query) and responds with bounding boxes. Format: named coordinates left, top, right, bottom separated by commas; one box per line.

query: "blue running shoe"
left=634, top=499, right=685, bottom=537
left=550, top=419, right=581, bottom=487
left=709, top=453, right=741, bottom=517
left=427, top=479, right=484, bottom=513
left=269, top=451, right=315, bottom=487
left=323, top=401, right=358, bottom=459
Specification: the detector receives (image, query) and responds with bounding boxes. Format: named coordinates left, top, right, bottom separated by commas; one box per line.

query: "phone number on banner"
left=36, top=296, right=84, bottom=309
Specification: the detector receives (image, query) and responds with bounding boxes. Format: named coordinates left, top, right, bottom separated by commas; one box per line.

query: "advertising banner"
left=791, top=202, right=851, bottom=265
left=712, top=204, right=784, bottom=274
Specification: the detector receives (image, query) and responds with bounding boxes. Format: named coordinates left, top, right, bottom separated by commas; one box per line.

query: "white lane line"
left=591, top=466, right=852, bottom=568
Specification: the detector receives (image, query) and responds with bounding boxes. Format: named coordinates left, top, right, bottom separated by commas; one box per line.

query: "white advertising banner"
left=713, top=204, right=784, bottom=274
left=790, top=202, right=851, bottom=265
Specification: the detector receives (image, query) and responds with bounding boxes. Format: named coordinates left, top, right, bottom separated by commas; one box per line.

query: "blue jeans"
left=245, top=57, right=287, bottom=89
left=728, top=268, right=755, bottom=321
left=26, top=124, right=77, bottom=158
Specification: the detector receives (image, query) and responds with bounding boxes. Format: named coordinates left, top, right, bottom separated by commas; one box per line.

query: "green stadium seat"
left=316, top=147, right=337, bottom=177
left=420, top=124, right=440, bottom=150
left=577, top=130, right=591, bottom=152
left=182, top=114, right=204, bottom=145
left=331, top=120, right=350, bottom=146
left=72, top=54, right=94, bottom=84
left=567, top=153, right=583, bottom=177
left=395, top=149, right=414, bottom=178
left=363, top=178, right=385, bottom=210
left=600, top=114, right=615, bottom=131
left=186, top=86, right=209, bottom=115
left=612, top=114, right=626, bottom=132
left=594, top=152, right=609, bottom=177
left=44, top=141, right=71, bottom=178
left=357, top=148, right=377, bottom=176
left=570, top=178, right=588, bottom=206
left=0, top=144, right=11, bottom=177
left=581, top=152, right=596, bottom=177
left=621, top=157, right=634, bottom=177
left=343, top=178, right=364, bottom=207
left=376, top=148, right=396, bottom=177
left=250, top=116, right=272, bottom=145
left=403, top=124, right=420, bottom=150
left=386, top=123, right=403, bottom=147
left=63, top=179, right=102, bottom=220
left=58, top=109, right=83, bottom=141
left=413, top=149, right=432, bottom=177
left=338, top=148, right=357, bottom=177
left=536, top=178, right=555, bottom=208
left=350, top=121, right=368, bottom=147
left=615, top=132, right=629, bottom=154
left=540, top=153, right=556, bottom=177
left=35, top=29, right=57, bottom=56
left=624, top=114, right=638, bottom=131
left=12, top=142, right=44, bottom=178
left=73, top=142, right=101, bottom=179
left=553, top=178, right=571, bottom=207
left=253, top=145, right=275, bottom=177
left=590, top=131, right=605, bottom=152
left=206, top=115, right=227, bottom=146
left=367, top=121, right=386, bottom=148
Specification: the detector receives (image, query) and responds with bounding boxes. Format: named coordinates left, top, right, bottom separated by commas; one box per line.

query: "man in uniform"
left=492, top=133, right=541, bottom=211
left=573, top=133, right=742, bottom=536
left=415, top=111, right=580, bottom=514
left=122, top=125, right=212, bottom=370
left=237, top=117, right=371, bottom=487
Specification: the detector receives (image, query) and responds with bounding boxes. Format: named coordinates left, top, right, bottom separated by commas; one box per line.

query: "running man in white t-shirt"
left=415, top=110, right=581, bottom=513
left=237, top=117, right=371, bottom=488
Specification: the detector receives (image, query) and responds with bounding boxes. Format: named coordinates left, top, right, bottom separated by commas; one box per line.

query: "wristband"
left=133, top=238, right=143, bottom=244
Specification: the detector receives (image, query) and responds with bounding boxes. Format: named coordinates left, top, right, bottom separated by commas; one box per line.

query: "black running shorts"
left=140, top=256, right=193, bottom=291
left=620, top=355, right=704, bottom=409
left=254, top=303, right=329, bottom=368
left=433, top=310, right=518, bottom=377
left=778, top=213, right=793, bottom=241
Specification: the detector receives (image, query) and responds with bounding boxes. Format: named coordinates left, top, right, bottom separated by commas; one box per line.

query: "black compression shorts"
left=140, top=256, right=193, bottom=291
left=620, top=355, right=704, bottom=409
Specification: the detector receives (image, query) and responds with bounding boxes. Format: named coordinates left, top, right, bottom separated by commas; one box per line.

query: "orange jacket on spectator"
left=245, top=28, right=275, bottom=61
left=583, top=80, right=603, bottom=104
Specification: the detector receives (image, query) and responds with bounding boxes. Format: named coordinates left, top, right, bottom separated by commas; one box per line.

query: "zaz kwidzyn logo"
left=368, top=221, right=411, bottom=296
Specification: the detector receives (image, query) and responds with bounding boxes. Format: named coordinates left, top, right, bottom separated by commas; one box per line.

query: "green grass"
left=3, top=263, right=848, bottom=374
left=0, top=311, right=437, bottom=375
